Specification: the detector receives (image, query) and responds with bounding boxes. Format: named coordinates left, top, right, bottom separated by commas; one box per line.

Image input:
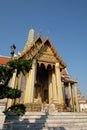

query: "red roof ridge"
left=0, top=56, right=10, bottom=65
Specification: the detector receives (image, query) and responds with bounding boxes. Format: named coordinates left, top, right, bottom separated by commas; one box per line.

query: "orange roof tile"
left=0, top=56, right=10, bottom=65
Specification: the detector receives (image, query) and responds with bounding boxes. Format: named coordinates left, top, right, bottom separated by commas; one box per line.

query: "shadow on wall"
left=2, top=112, right=66, bottom=130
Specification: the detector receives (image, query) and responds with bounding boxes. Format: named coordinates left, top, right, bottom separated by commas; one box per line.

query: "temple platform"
left=25, top=103, right=74, bottom=112
left=2, top=112, right=87, bottom=130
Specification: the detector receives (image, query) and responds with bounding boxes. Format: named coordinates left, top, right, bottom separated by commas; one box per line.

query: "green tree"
left=0, top=58, right=32, bottom=115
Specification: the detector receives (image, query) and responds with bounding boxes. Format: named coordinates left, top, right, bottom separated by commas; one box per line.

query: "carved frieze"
left=17, top=38, right=66, bottom=68
left=35, top=44, right=57, bottom=63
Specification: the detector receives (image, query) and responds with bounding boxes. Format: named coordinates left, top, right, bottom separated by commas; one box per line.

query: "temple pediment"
left=17, top=32, right=66, bottom=68
left=35, top=41, right=58, bottom=63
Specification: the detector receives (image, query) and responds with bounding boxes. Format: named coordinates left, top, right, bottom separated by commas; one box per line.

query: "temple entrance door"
left=44, top=89, right=48, bottom=103
left=35, top=63, right=49, bottom=103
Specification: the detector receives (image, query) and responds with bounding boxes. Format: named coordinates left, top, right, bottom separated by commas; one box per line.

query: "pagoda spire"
left=25, top=28, right=35, bottom=48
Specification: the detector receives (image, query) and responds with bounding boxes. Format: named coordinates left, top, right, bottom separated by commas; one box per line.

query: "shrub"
left=8, top=104, right=26, bottom=116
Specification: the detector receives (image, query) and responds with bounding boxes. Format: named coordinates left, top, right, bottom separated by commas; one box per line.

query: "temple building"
left=1, top=29, right=83, bottom=112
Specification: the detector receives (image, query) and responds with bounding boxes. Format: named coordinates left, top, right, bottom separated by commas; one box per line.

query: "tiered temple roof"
left=61, top=68, right=77, bottom=84
left=17, top=35, right=66, bottom=69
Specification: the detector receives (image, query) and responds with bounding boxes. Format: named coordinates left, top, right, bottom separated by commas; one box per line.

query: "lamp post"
left=10, top=44, right=16, bottom=58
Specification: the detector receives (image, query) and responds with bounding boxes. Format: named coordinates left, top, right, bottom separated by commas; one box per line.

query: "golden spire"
left=25, top=28, right=35, bottom=48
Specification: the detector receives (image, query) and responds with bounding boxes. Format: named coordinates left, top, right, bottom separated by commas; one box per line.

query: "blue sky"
left=0, top=0, right=87, bottom=98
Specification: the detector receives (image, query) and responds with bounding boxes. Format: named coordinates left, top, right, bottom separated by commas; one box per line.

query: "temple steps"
left=3, top=112, right=87, bottom=130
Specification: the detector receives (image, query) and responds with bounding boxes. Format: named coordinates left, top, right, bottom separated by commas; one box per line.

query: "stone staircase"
left=2, top=112, right=87, bottom=130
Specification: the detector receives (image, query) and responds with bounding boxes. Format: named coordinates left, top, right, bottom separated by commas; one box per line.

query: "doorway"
left=44, top=89, right=48, bottom=103
left=35, top=63, right=48, bottom=102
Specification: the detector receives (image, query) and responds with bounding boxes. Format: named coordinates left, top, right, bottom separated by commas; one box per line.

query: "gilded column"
left=52, top=71, right=57, bottom=102
left=55, top=63, right=63, bottom=104
left=24, top=72, right=30, bottom=104
left=20, top=75, right=26, bottom=103
left=68, top=82, right=73, bottom=106
left=7, top=70, right=17, bottom=108
left=48, top=71, right=53, bottom=103
left=15, top=72, right=22, bottom=104
left=29, top=59, right=37, bottom=103
left=74, top=82, right=79, bottom=112
left=61, top=82, right=65, bottom=105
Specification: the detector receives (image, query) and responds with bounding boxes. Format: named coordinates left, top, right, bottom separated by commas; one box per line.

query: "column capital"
left=32, top=59, right=36, bottom=64
left=68, top=82, right=71, bottom=86
left=55, top=62, right=60, bottom=68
